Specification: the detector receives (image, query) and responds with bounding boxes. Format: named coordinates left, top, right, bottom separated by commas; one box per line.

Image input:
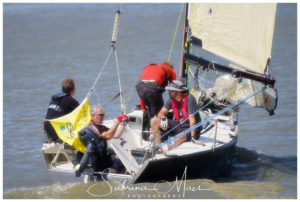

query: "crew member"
left=136, top=61, right=176, bottom=122
left=74, top=106, right=129, bottom=176
left=44, top=78, right=79, bottom=141
left=150, top=80, right=202, bottom=152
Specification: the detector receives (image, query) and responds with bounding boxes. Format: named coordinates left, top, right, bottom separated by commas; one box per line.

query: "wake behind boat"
left=41, top=3, right=278, bottom=184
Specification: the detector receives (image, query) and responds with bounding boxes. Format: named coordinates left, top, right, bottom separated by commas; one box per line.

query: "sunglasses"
left=168, top=90, right=173, bottom=93
left=96, top=113, right=105, bottom=117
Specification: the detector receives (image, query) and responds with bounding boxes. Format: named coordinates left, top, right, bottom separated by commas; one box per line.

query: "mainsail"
left=185, top=3, right=277, bottom=112
left=188, top=3, right=277, bottom=74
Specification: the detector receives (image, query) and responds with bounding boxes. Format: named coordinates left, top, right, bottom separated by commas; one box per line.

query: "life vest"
left=88, top=122, right=108, bottom=139
left=77, top=123, right=110, bottom=173
left=78, top=123, right=108, bottom=154
left=171, top=94, right=189, bottom=123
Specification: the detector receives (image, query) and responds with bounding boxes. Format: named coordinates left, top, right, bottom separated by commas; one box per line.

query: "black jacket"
left=45, top=92, right=79, bottom=119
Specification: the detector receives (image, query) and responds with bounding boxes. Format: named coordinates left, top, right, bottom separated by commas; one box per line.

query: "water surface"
left=3, top=3, right=297, bottom=199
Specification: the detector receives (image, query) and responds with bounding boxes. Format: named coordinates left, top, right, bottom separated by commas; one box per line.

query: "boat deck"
left=162, top=119, right=238, bottom=157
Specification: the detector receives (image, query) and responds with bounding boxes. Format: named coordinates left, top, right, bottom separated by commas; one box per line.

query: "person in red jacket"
left=136, top=62, right=176, bottom=123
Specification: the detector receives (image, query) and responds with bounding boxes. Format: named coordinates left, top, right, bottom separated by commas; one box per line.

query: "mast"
left=179, top=3, right=189, bottom=85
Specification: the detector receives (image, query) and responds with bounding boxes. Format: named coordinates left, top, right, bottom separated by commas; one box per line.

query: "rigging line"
left=87, top=8, right=122, bottom=100
left=188, top=68, right=208, bottom=92
left=124, top=81, right=137, bottom=111
left=151, top=78, right=242, bottom=146
left=189, top=67, right=265, bottom=89
left=167, top=3, right=184, bottom=62
left=86, top=48, right=114, bottom=99
left=113, top=48, right=126, bottom=113
left=90, top=89, right=101, bottom=106
left=102, top=91, right=122, bottom=108
left=188, top=68, right=210, bottom=86
left=156, top=85, right=267, bottom=150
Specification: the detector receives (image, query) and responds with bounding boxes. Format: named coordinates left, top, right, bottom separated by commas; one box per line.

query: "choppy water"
left=3, top=3, right=297, bottom=199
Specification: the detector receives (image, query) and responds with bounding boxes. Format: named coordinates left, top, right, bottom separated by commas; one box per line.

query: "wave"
left=216, top=147, right=297, bottom=182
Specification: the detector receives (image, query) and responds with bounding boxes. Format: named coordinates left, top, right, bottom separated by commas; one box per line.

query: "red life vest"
left=171, top=94, right=189, bottom=123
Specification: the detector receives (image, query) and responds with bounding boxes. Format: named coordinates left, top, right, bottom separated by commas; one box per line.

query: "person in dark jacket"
left=44, top=78, right=79, bottom=141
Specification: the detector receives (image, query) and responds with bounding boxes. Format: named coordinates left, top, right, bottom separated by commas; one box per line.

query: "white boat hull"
left=41, top=109, right=238, bottom=184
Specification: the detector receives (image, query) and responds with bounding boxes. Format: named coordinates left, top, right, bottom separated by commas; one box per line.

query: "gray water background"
left=3, top=3, right=297, bottom=198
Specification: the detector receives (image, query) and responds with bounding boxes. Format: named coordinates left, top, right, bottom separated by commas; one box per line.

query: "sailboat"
left=41, top=3, right=278, bottom=184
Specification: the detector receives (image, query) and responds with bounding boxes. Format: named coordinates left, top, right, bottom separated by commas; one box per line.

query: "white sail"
left=188, top=3, right=277, bottom=74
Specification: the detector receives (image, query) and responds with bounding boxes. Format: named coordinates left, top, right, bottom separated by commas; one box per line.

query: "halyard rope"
left=167, top=3, right=184, bottom=62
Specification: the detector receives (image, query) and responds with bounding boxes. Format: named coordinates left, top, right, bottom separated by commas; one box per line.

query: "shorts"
left=136, top=81, right=165, bottom=121
left=163, top=119, right=201, bottom=141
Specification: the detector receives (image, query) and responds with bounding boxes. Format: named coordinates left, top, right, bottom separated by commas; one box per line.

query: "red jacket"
left=139, top=63, right=176, bottom=109
left=139, top=63, right=176, bottom=87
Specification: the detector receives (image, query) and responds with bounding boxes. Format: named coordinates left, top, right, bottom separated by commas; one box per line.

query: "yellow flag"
left=50, top=97, right=91, bottom=153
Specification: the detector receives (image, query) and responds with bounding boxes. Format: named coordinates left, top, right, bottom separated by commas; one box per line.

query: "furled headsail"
left=182, top=3, right=278, bottom=115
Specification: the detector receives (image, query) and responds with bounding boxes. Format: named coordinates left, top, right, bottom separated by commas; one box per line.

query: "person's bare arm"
left=157, top=107, right=169, bottom=119
left=112, top=123, right=125, bottom=139
left=189, top=114, right=196, bottom=138
left=101, top=121, right=121, bottom=140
